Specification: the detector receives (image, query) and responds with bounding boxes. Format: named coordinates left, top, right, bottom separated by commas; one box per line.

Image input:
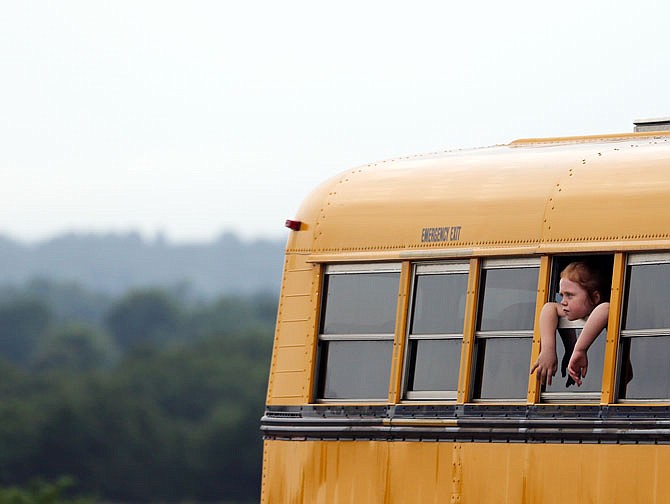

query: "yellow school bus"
left=261, top=118, right=670, bottom=503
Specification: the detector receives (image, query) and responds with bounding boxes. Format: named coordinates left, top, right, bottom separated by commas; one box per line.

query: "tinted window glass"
left=478, top=268, right=537, bottom=331
left=316, top=267, right=399, bottom=401
left=411, top=273, right=468, bottom=334
left=321, top=272, right=400, bottom=334
left=475, top=338, right=532, bottom=399
left=318, top=340, right=394, bottom=399
left=619, top=259, right=670, bottom=401
left=620, top=337, right=670, bottom=400
left=623, top=263, right=670, bottom=330
left=406, top=339, right=461, bottom=391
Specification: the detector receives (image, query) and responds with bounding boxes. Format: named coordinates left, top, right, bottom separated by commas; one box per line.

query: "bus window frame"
left=539, top=254, right=614, bottom=403
left=617, top=252, right=670, bottom=403
left=471, top=257, right=541, bottom=403
left=313, top=262, right=402, bottom=403
left=402, top=261, right=470, bottom=401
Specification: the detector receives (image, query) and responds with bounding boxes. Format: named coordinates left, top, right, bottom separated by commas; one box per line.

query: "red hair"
left=560, top=261, right=608, bottom=304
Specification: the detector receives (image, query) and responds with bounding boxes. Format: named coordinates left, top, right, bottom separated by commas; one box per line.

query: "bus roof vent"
left=633, top=117, right=670, bottom=132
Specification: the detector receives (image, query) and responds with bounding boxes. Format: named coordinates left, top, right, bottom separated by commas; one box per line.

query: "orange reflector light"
left=285, top=219, right=302, bottom=231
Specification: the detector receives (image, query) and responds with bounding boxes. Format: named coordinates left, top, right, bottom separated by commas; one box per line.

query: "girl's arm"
left=530, top=302, right=561, bottom=386
left=567, top=302, right=610, bottom=386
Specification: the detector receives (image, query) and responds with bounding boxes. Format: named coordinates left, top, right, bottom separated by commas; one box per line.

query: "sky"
left=1, top=1, right=669, bottom=244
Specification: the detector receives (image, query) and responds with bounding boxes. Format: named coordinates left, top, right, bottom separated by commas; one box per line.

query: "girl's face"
left=559, top=278, right=599, bottom=320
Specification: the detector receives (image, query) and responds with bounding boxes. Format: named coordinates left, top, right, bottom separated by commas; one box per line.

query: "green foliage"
left=0, top=299, right=52, bottom=367
left=105, top=289, right=183, bottom=350
left=22, top=278, right=112, bottom=326
left=0, top=284, right=276, bottom=503
left=32, top=324, right=119, bottom=372
left=0, top=477, right=93, bottom=504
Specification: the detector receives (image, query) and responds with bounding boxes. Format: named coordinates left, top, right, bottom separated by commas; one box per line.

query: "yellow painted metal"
left=286, top=134, right=670, bottom=257
left=509, top=131, right=670, bottom=147
left=510, top=129, right=670, bottom=145
left=457, top=258, right=480, bottom=403
left=601, top=253, right=626, bottom=404
left=388, top=262, right=412, bottom=403
left=528, top=255, right=551, bottom=403
left=264, top=132, right=670, bottom=502
left=269, top=133, right=670, bottom=406
left=262, top=439, right=670, bottom=503
left=266, top=253, right=322, bottom=405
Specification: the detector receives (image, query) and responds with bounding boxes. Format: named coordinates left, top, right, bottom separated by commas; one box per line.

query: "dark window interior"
left=474, top=337, right=533, bottom=399
left=406, top=338, right=462, bottom=393
left=315, top=268, right=400, bottom=401
left=619, top=258, right=670, bottom=400
left=321, top=272, right=399, bottom=334
left=405, top=268, right=467, bottom=398
left=317, top=340, right=394, bottom=400
left=474, top=263, right=538, bottom=400
left=542, top=254, right=613, bottom=396
left=410, top=272, right=467, bottom=334
left=477, top=268, right=537, bottom=332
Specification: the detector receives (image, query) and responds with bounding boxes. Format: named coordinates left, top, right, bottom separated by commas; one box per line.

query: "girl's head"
left=558, top=261, right=608, bottom=320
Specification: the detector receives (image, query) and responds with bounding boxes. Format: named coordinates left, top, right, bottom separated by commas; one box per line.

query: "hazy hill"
left=0, top=231, right=286, bottom=298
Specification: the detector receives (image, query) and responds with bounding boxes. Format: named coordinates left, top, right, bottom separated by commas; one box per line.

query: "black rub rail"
left=261, top=404, right=670, bottom=444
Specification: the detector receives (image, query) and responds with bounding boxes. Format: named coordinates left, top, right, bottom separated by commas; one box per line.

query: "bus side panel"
left=261, top=440, right=670, bottom=503
left=266, top=253, right=320, bottom=405
left=386, top=441, right=456, bottom=503
left=262, top=439, right=392, bottom=503
left=462, top=442, right=670, bottom=503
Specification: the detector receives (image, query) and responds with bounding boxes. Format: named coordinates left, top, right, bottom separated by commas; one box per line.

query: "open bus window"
left=541, top=255, right=613, bottom=400
left=404, top=262, right=468, bottom=400
left=473, top=258, right=539, bottom=401
left=315, top=264, right=400, bottom=401
left=618, top=253, right=670, bottom=401
left=542, top=320, right=607, bottom=397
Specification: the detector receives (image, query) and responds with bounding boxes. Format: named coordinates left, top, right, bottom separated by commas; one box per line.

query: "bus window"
left=473, top=258, right=539, bottom=401
left=404, top=262, right=468, bottom=400
left=542, top=255, right=613, bottom=400
left=542, top=319, right=606, bottom=397
left=618, top=253, right=670, bottom=401
left=314, top=263, right=400, bottom=401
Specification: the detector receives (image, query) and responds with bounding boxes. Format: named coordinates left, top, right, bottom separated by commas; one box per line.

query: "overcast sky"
left=1, top=1, right=669, bottom=244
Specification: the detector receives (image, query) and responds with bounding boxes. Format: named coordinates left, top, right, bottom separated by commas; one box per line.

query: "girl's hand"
left=567, top=349, right=588, bottom=386
left=531, top=351, right=558, bottom=386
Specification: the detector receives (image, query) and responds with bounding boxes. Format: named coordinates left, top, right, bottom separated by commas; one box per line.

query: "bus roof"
left=287, top=131, right=670, bottom=260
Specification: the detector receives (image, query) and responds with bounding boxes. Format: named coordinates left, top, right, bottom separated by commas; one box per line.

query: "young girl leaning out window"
left=530, top=262, right=610, bottom=387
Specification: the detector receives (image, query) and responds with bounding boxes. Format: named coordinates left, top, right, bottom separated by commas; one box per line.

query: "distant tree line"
left=0, top=278, right=276, bottom=503
left=0, top=231, right=285, bottom=298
